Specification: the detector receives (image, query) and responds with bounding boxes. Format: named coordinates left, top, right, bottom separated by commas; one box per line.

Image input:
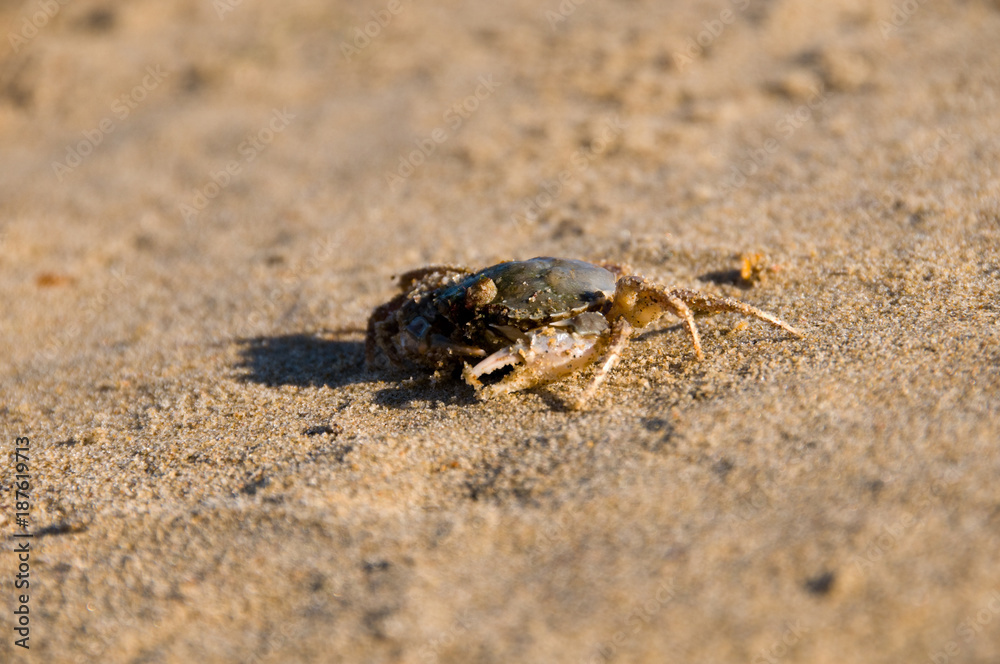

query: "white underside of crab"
left=460, top=312, right=623, bottom=403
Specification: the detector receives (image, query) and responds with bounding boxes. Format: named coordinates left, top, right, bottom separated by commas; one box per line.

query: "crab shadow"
left=697, top=269, right=753, bottom=289
left=234, top=333, right=477, bottom=408
left=369, top=380, right=479, bottom=409
left=235, top=334, right=370, bottom=390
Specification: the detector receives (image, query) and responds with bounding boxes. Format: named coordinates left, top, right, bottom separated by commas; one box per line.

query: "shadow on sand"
left=235, top=333, right=369, bottom=390
left=697, top=269, right=753, bottom=289
left=234, top=333, right=478, bottom=408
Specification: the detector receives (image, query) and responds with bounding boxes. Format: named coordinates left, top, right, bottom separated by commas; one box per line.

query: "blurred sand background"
left=2, top=0, right=1000, bottom=662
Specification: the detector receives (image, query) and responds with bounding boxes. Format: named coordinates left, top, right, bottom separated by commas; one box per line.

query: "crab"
left=365, top=257, right=802, bottom=410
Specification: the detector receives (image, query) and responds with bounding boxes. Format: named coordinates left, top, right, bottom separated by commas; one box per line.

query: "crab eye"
left=405, top=316, right=431, bottom=340
left=465, top=275, right=498, bottom=308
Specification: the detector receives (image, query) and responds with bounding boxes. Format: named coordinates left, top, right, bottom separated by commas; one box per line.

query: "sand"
left=2, top=0, right=999, bottom=662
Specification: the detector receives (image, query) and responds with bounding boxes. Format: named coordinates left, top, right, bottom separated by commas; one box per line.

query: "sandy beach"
left=2, top=0, right=999, bottom=662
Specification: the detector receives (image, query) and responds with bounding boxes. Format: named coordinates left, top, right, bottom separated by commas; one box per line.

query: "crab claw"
left=462, top=313, right=609, bottom=399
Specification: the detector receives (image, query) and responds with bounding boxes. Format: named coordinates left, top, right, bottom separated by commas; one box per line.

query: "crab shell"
left=370, top=257, right=618, bottom=370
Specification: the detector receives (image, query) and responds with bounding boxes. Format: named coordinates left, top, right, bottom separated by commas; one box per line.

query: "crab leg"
left=571, top=318, right=634, bottom=411
left=366, top=265, right=475, bottom=369
left=608, top=277, right=707, bottom=359
left=670, top=288, right=803, bottom=338
left=609, top=277, right=802, bottom=361
left=665, top=293, right=704, bottom=360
